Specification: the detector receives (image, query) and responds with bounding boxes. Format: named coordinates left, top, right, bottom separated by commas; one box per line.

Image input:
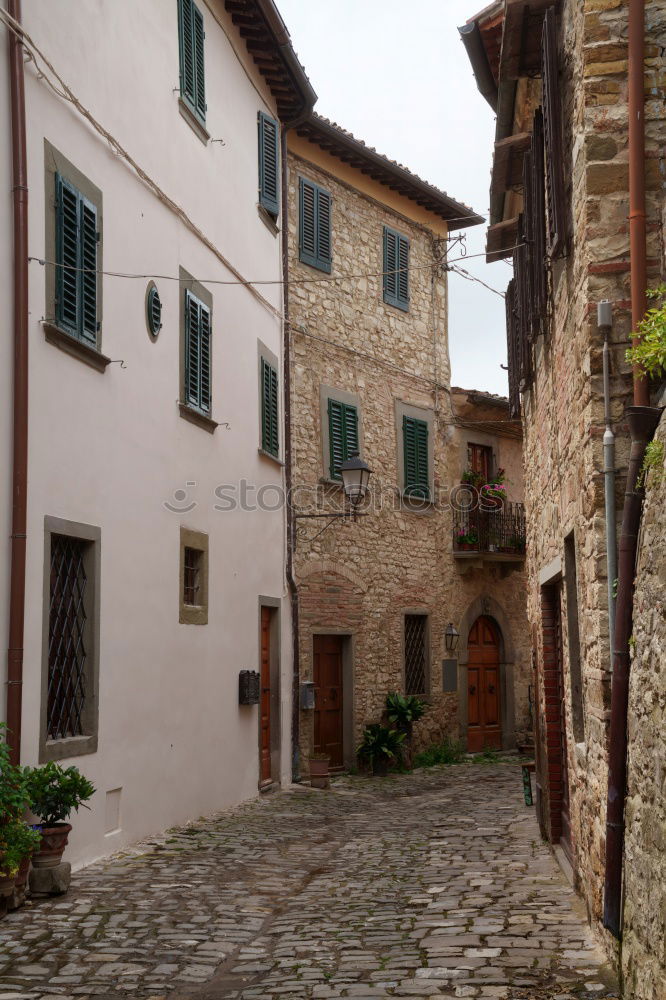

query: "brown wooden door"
left=467, top=616, right=502, bottom=752
left=260, top=607, right=272, bottom=784
left=313, top=635, right=344, bottom=768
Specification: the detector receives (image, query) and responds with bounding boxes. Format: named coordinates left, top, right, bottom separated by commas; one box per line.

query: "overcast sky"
left=277, top=0, right=510, bottom=396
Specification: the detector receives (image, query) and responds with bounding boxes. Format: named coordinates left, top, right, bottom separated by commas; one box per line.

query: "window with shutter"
left=184, top=290, right=212, bottom=414
left=299, top=177, right=332, bottom=273
left=327, top=398, right=359, bottom=480
left=261, top=358, right=279, bottom=457
left=403, top=415, right=429, bottom=499
left=55, top=173, right=99, bottom=347
left=258, top=113, right=280, bottom=217
left=541, top=6, right=567, bottom=258
left=179, top=0, right=206, bottom=123
left=383, top=226, right=409, bottom=311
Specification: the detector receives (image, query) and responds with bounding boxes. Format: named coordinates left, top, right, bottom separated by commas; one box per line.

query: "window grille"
left=47, top=535, right=88, bottom=741
left=183, top=547, right=203, bottom=606
left=405, top=614, right=427, bottom=696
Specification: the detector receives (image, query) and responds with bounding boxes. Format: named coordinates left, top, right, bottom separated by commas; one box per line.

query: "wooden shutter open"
left=80, top=197, right=98, bottom=346
left=542, top=6, right=567, bottom=258
left=258, top=113, right=280, bottom=217
left=199, top=302, right=211, bottom=412
left=179, top=0, right=205, bottom=120
left=316, top=187, right=332, bottom=272
left=193, top=3, right=206, bottom=120
left=55, top=174, right=80, bottom=335
left=397, top=234, right=409, bottom=308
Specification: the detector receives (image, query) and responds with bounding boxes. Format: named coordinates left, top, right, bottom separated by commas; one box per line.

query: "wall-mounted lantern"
left=444, top=622, right=460, bottom=652
left=294, top=451, right=372, bottom=536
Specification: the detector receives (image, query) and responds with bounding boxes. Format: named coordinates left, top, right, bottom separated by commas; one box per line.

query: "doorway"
left=467, top=615, right=502, bottom=751
left=313, top=634, right=344, bottom=769
left=260, top=606, right=273, bottom=785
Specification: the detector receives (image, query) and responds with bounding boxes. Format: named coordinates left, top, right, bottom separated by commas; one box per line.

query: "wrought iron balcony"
left=453, top=501, right=526, bottom=562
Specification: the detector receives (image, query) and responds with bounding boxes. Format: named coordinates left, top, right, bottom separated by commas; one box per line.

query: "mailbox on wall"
left=300, top=681, right=315, bottom=710
left=239, top=670, right=260, bottom=705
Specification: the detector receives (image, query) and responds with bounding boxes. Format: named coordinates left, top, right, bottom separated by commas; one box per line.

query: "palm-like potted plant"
left=357, top=724, right=405, bottom=777
left=25, top=763, right=95, bottom=869
left=385, top=692, right=427, bottom=768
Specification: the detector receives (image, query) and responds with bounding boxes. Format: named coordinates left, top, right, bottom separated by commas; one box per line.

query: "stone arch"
left=456, top=594, right=517, bottom=751
left=296, top=558, right=368, bottom=594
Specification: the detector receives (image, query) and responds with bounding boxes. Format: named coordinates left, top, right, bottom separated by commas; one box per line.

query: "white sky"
left=277, top=0, right=509, bottom=396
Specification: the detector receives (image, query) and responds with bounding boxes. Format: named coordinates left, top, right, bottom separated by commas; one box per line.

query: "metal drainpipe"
left=598, top=301, right=617, bottom=654
left=280, top=126, right=301, bottom=783
left=6, top=0, right=29, bottom=766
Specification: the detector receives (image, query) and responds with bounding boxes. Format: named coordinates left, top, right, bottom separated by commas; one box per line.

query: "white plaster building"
left=1, top=0, right=314, bottom=867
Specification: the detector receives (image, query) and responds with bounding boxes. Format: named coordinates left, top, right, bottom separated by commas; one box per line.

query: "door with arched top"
left=467, top=616, right=501, bottom=751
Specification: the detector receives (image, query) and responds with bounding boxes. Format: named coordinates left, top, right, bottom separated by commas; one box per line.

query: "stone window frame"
left=319, top=385, right=364, bottom=485
left=178, top=266, right=218, bottom=433
left=401, top=608, right=431, bottom=698
left=40, top=516, right=101, bottom=763
left=394, top=399, right=435, bottom=509
left=43, top=140, right=110, bottom=373
left=257, top=340, right=283, bottom=465
left=179, top=526, right=209, bottom=625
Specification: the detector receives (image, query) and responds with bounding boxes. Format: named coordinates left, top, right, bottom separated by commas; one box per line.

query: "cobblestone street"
left=0, top=765, right=619, bottom=1000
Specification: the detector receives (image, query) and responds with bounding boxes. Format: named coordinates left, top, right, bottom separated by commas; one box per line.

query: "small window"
left=261, top=358, right=279, bottom=457
left=180, top=528, right=208, bottom=624
left=328, top=398, right=359, bottom=481
left=178, top=0, right=206, bottom=123
left=146, top=282, right=162, bottom=338
left=404, top=614, right=428, bottom=696
left=299, top=177, right=332, bottom=273
left=403, top=415, right=429, bottom=499
left=467, top=443, right=493, bottom=482
left=183, top=289, right=211, bottom=414
left=383, top=225, right=409, bottom=311
left=54, top=173, right=99, bottom=346
left=258, top=112, right=280, bottom=217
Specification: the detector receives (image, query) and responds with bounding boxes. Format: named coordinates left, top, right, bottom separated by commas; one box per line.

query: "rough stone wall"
left=520, top=0, right=666, bottom=971
left=623, top=414, right=666, bottom=1000
left=287, top=145, right=532, bottom=766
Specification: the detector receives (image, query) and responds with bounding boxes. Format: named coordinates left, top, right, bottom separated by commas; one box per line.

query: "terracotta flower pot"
left=14, top=854, right=31, bottom=889
left=308, top=757, right=330, bottom=790
left=0, top=872, right=16, bottom=900
left=32, top=824, right=72, bottom=869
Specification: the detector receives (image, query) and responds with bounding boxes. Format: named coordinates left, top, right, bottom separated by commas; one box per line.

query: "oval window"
left=146, top=283, right=162, bottom=338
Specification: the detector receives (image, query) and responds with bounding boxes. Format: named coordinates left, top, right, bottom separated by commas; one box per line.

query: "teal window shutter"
left=383, top=225, right=409, bottom=310
left=328, top=398, right=359, bottom=480
left=403, top=415, right=429, bottom=498
left=258, top=113, right=280, bottom=217
left=299, top=178, right=332, bottom=273
left=261, top=358, right=279, bottom=456
left=179, top=0, right=206, bottom=122
left=184, top=290, right=211, bottom=413
left=55, top=172, right=98, bottom=346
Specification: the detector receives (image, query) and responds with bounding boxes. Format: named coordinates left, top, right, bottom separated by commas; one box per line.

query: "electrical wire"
left=449, top=265, right=506, bottom=299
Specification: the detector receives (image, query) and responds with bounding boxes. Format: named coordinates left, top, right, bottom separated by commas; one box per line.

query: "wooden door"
left=313, top=635, right=344, bottom=768
left=260, top=607, right=272, bottom=784
left=467, top=616, right=501, bottom=752
left=554, top=590, right=572, bottom=861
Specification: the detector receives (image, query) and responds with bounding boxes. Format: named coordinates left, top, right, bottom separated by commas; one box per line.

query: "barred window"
left=180, top=527, right=209, bottom=625
left=183, top=547, right=203, bottom=606
left=404, top=614, right=428, bottom=696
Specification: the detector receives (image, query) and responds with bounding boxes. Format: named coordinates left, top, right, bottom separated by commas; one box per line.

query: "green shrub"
left=626, top=285, right=666, bottom=379
left=385, top=692, right=427, bottom=730
left=413, top=739, right=465, bottom=768
left=0, top=723, right=29, bottom=821
left=0, top=820, right=42, bottom=877
left=357, top=724, right=405, bottom=765
left=25, top=762, right=95, bottom=826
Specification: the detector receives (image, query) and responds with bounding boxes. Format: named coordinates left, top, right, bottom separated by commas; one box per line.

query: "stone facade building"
left=462, top=0, right=666, bottom=993
left=286, top=117, right=531, bottom=770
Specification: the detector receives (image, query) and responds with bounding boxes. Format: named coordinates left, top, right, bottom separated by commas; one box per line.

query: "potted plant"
left=460, top=468, right=484, bottom=490
left=357, top=724, right=405, bottom=777
left=479, top=469, right=507, bottom=511
left=25, top=763, right=95, bottom=869
left=308, top=753, right=331, bottom=790
left=456, top=529, right=479, bottom=551
left=385, top=692, right=427, bottom=769
left=0, top=820, right=41, bottom=911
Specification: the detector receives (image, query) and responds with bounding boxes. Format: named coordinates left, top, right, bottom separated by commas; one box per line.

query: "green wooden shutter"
left=184, top=291, right=200, bottom=407
left=328, top=399, right=358, bottom=480
left=403, top=415, right=429, bottom=499
left=80, top=196, right=98, bottom=346
left=384, top=226, right=409, bottom=310
left=258, top=113, right=280, bottom=217
left=179, top=0, right=205, bottom=120
left=55, top=173, right=79, bottom=335
left=343, top=403, right=359, bottom=460
left=261, top=358, right=279, bottom=456
left=199, top=302, right=211, bottom=412
left=316, top=187, right=332, bottom=273
left=193, top=3, right=206, bottom=120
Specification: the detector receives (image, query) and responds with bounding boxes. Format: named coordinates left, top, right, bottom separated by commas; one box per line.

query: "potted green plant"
left=460, top=468, right=484, bottom=489
left=0, top=820, right=41, bottom=911
left=385, top=693, right=427, bottom=768
left=25, top=763, right=95, bottom=869
left=0, top=723, right=29, bottom=825
left=308, top=752, right=331, bottom=790
left=357, top=724, right=405, bottom=777
left=456, top=528, right=479, bottom=551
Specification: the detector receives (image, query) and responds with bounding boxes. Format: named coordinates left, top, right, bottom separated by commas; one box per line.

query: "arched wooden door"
left=467, top=616, right=501, bottom=751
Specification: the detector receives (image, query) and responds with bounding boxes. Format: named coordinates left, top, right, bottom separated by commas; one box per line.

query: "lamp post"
left=444, top=623, right=460, bottom=652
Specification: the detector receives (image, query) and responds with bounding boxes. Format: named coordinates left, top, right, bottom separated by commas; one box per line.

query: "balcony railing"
left=453, top=501, right=526, bottom=557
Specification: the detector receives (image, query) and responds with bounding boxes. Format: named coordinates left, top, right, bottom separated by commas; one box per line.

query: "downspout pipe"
left=598, top=301, right=617, bottom=653
left=603, top=0, right=658, bottom=939
left=280, top=126, right=301, bottom=783
left=6, top=0, right=28, bottom=766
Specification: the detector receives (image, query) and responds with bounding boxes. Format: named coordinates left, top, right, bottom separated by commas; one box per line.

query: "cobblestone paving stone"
left=0, top=764, right=619, bottom=1000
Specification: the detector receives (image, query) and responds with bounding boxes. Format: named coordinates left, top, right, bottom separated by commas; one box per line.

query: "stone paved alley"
left=0, top=765, right=619, bottom=1000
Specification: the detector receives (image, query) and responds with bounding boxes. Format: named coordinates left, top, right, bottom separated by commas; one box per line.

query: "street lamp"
left=339, top=451, right=372, bottom=508
left=444, top=622, right=460, bottom=652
